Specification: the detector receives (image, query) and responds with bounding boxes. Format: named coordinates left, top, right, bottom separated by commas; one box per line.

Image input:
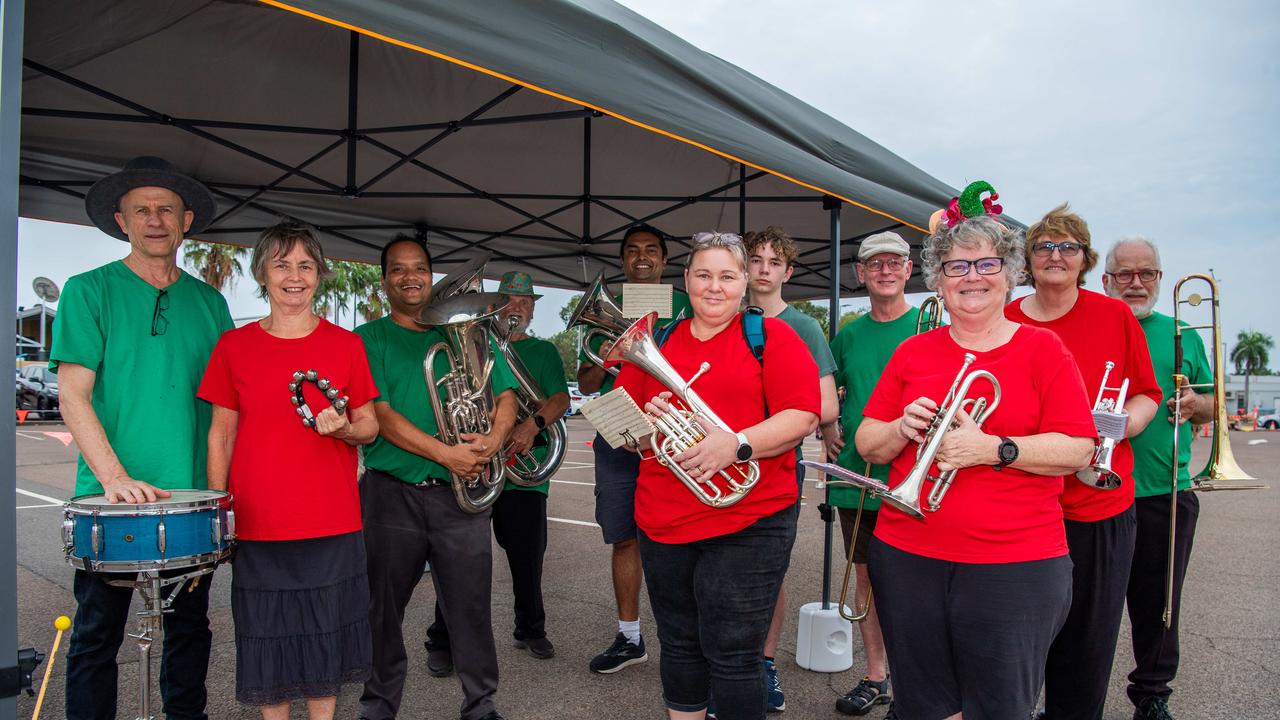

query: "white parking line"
left=17, top=487, right=65, bottom=505
left=15, top=432, right=45, bottom=441
left=549, top=516, right=599, bottom=528
left=550, top=479, right=594, bottom=487
left=16, top=504, right=61, bottom=510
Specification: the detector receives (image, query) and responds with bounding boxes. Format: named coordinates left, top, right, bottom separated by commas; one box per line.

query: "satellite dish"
left=32, top=276, right=60, bottom=303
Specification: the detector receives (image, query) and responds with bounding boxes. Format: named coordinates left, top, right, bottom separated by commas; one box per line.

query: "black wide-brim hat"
left=84, top=156, right=216, bottom=241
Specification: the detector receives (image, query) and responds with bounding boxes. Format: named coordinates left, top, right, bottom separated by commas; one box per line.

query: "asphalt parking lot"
left=12, top=418, right=1280, bottom=719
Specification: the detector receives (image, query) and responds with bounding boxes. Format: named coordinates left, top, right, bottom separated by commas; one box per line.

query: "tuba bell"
left=419, top=292, right=509, bottom=513
left=1076, top=361, right=1130, bottom=490
left=494, top=315, right=567, bottom=486
left=567, top=271, right=631, bottom=376
left=430, top=253, right=490, bottom=303
left=606, top=312, right=760, bottom=508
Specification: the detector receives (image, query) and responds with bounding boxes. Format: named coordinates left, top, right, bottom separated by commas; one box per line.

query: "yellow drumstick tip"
left=54, top=616, right=71, bottom=631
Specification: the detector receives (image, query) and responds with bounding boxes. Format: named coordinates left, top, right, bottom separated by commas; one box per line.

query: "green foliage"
left=1231, top=330, right=1273, bottom=376
left=182, top=240, right=248, bottom=293
left=790, top=300, right=830, bottom=336
left=555, top=295, right=586, bottom=381
left=315, top=259, right=386, bottom=326
left=839, top=307, right=867, bottom=330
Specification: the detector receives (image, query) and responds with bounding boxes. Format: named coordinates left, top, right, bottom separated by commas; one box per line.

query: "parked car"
left=16, top=362, right=59, bottom=419
left=1258, top=410, right=1279, bottom=430
left=565, top=381, right=599, bottom=416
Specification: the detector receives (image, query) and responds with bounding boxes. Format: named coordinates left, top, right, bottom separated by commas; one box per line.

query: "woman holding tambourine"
left=199, top=221, right=378, bottom=718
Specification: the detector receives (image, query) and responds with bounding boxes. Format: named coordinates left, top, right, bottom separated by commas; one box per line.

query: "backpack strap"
left=653, top=316, right=685, bottom=348
left=741, top=306, right=767, bottom=367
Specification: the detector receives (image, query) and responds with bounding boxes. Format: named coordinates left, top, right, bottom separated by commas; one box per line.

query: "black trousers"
left=65, top=568, right=213, bottom=720
left=1125, top=492, right=1199, bottom=707
left=1044, top=505, right=1137, bottom=720
left=358, top=469, right=498, bottom=720
left=429, top=488, right=550, bottom=645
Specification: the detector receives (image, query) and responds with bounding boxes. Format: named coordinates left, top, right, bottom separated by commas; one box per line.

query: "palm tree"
left=1230, top=330, right=1274, bottom=414
left=182, top=240, right=248, bottom=292
left=348, top=262, right=387, bottom=322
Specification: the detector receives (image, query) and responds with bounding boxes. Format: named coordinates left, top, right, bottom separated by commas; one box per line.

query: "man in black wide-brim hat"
left=52, top=156, right=234, bottom=719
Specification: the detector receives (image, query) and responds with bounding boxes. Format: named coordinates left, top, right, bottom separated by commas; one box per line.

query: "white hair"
left=1105, top=235, right=1162, bottom=272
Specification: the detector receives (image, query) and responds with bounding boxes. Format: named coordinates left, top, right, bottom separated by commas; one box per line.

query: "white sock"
left=619, top=619, right=641, bottom=645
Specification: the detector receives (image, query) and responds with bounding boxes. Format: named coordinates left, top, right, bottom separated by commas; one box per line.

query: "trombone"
left=1165, top=274, right=1267, bottom=627
left=916, top=294, right=944, bottom=334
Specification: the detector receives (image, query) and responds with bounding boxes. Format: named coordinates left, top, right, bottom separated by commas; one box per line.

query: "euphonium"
left=419, top=292, right=509, bottom=513
left=606, top=312, right=760, bottom=508
left=494, top=315, right=567, bottom=486
left=1164, top=274, right=1267, bottom=627
left=1076, top=361, right=1130, bottom=490
left=803, top=353, right=1000, bottom=520
left=567, top=272, right=631, bottom=376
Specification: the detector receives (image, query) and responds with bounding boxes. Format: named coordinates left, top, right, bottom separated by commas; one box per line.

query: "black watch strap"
left=533, top=414, right=546, bottom=429
left=996, top=436, right=1019, bottom=467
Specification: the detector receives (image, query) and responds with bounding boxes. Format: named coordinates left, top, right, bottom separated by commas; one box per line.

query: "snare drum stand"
left=107, top=565, right=217, bottom=720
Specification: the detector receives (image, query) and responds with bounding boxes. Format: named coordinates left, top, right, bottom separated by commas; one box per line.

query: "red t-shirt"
left=198, top=319, right=378, bottom=541
left=1005, top=289, right=1161, bottom=521
left=864, top=326, right=1097, bottom=563
left=615, top=316, right=820, bottom=543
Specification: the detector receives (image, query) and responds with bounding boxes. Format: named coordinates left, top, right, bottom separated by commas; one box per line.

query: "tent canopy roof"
left=21, top=0, right=962, bottom=298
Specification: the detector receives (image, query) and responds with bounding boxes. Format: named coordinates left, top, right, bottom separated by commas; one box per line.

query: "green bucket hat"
left=498, top=270, right=542, bottom=299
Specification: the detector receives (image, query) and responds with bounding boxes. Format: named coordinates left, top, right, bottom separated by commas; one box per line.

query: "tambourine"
left=289, top=369, right=349, bottom=429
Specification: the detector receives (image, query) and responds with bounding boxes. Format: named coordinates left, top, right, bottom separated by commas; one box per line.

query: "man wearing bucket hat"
left=426, top=271, right=570, bottom=662
left=52, top=156, right=234, bottom=719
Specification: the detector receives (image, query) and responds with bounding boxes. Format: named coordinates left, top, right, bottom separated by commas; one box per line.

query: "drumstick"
left=31, top=615, right=71, bottom=720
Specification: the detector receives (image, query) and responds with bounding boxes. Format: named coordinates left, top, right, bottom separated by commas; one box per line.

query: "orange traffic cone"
left=16, top=409, right=28, bottom=424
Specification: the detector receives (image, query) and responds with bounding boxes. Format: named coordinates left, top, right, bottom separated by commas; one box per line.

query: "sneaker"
left=706, top=698, right=717, bottom=719
left=884, top=702, right=898, bottom=720
left=835, top=676, right=891, bottom=715
left=513, top=636, right=555, bottom=659
left=1133, top=697, right=1174, bottom=720
left=764, top=659, right=786, bottom=712
left=424, top=642, right=453, bottom=678
left=588, top=632, right=647, bottom=674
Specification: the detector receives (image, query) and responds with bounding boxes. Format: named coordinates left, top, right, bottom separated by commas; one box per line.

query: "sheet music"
left=622, top=283, right=674, bottom=319
left=580, top=388, right=656, bottom=449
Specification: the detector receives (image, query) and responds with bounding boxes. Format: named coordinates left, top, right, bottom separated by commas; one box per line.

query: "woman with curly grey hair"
left=853, top=213, right=1097, bottom=719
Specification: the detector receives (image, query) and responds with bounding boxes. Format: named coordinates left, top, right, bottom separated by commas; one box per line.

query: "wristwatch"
left=996, top=436, right=1019, bottom=467
left=533, top=414, right=547, bottom=430
left=734, top=432, right=753, bottom=462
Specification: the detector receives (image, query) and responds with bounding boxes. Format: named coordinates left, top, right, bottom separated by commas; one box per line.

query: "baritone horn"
left=1076, top=361, right=1129, bottom=490
left=802, top=353, right=1000, bottom=519
left=606, top=312, right=760, bottom=508
left=1164, top=274, right=1267, bottom=627
left=420, top=292, right=509, bottom=513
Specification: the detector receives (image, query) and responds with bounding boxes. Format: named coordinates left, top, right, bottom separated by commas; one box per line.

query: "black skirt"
left=231, top=530, right=372, bottom=705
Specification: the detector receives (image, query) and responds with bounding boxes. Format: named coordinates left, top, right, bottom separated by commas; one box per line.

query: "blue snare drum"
left=63, top=490, right=234, bottom=572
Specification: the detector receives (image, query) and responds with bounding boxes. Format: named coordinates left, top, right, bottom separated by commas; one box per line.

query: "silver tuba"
left=567, top=271, right=630, bottom=376
left=801, top=353, right=999, bottom=519
left=606, top=312, right=760, bottom=508
left=1076, top=360, right=1129, bottom=489
left=494, top=314, right=567, bottom=486
left=430, top=252, right=490, bottom=303
left=419, top=292, right=509, bottom=513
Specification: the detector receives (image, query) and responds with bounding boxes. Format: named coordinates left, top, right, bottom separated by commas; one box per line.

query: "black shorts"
left=837, top=506, right=879, bottom=564
left=592, top=433, right=641, bottom=545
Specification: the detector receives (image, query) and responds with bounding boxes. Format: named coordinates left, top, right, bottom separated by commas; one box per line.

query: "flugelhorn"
left=567, top=271, right=630, bottom=376
left=1165, top=274, right=1267, bottom=627
left=1076, top=361, right=1130, bottom=489
left=606, top=312, right=760, bottom=507
left=495, top=315, right=567, bottom=486
left=801, top=353, right=999, bottom=519
left=419, top=292, right=509, bottom=513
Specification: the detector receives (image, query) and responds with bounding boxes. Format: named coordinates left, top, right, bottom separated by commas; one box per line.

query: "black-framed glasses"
left=1106, top=269, right=1161, bottom=284
left=151, top=289, right=169, bottom=337
left=1030, top=240, right=1084, bottom=257
left=861, top=258, right=905, bottom=272
left=941, top=256, right=1005, bottom=278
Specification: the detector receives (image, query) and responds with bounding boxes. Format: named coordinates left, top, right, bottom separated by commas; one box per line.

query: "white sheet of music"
left=580, top=388, right=655, bottom=449
left=621, top=283, right=673, bottom=319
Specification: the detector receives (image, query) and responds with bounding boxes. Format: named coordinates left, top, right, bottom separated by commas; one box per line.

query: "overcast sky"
left=16, top=0, right=1279, bottom=361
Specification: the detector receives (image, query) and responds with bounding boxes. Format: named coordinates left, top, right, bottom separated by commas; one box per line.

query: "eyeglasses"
left=860, top=258, right=905, bottom=272
left=941, top=257, right=1005, bottom=278
left=1106, top=269, right=1161, bottom=284
left=1030, top=240, right=1085, bottom=257
left=151, top=289, right=169, bottom=337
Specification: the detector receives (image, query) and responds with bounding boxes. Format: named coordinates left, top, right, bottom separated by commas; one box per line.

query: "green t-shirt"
left=49, top=261, right=233, bottom=496
left=504, top=335, right=569, bottom=495
left=1130, top=311, right=1212, bottom=497
left=827, top=307, right=920, bottom=510
left=579, top=288, right=692, bottom=394
left=356, top=315, right=519, bottom=485
left=776, top=305, right=837, bottom=377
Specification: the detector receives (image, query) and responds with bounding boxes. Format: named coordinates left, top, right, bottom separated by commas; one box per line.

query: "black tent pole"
left=819, top=196, right=841, bottom=610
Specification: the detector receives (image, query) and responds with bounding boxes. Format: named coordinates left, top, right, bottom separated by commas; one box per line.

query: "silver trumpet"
left=567, top=271, right=631, bottom=376
left=802, top=353, right=999, bottom=519
left=1076, top=360, right=1130, bottom=489
left=606, top=312, right=760, bottom=508
left=495, top=315, right=567, bottom=486
left=419, top=292, right=509, bottom=513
